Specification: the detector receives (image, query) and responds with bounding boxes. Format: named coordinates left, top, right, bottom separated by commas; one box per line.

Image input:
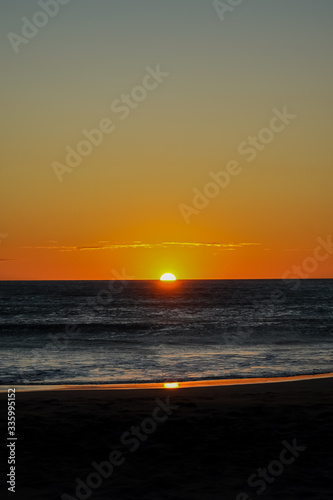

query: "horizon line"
left=0, top=278, right=333, bottom=282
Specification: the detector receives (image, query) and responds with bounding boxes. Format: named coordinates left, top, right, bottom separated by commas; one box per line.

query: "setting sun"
left=160, top=273, right=176, bottom=281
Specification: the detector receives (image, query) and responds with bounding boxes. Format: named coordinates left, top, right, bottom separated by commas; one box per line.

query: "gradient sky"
left=1, top=0, right=332, bottom=279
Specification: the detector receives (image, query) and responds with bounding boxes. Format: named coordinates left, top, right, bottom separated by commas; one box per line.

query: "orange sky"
left=1, top=1, right=333, bottom=280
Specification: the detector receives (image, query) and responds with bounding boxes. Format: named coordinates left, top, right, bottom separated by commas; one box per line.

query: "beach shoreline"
left=1, top=371, right=333, bottom=393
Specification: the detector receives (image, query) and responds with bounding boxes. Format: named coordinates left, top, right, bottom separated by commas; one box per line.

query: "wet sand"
left=1, top=375, right=333, bottom=499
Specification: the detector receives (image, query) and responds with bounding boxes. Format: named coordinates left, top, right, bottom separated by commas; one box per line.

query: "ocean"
left=1, top=279, right=332, bottom=385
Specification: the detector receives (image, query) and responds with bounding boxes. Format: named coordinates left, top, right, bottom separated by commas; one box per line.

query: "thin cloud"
left=23, top=242, right=261, bottom=252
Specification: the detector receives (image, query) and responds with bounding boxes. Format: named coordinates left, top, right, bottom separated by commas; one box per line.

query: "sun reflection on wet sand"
left=3, top=372, right=333, bottom=393
left=164, top=382, right=179, bottom=389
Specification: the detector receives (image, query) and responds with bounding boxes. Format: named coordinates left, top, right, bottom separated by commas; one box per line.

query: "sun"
left=160, top=273, right=176, bottom=281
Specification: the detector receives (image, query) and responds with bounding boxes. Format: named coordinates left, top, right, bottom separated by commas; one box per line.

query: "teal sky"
left=2, top=0, right=333, bottom=131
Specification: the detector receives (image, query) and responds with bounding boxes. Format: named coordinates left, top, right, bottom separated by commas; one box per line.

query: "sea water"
left=0, top=279, right=332, bottom=384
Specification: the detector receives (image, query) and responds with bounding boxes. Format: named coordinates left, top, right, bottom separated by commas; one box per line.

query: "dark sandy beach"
left=1, top=376, right=333, bottom=500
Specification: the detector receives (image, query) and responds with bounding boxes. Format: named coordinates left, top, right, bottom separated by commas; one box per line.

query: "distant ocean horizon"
left=1, top=279, right=332, bottom=385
